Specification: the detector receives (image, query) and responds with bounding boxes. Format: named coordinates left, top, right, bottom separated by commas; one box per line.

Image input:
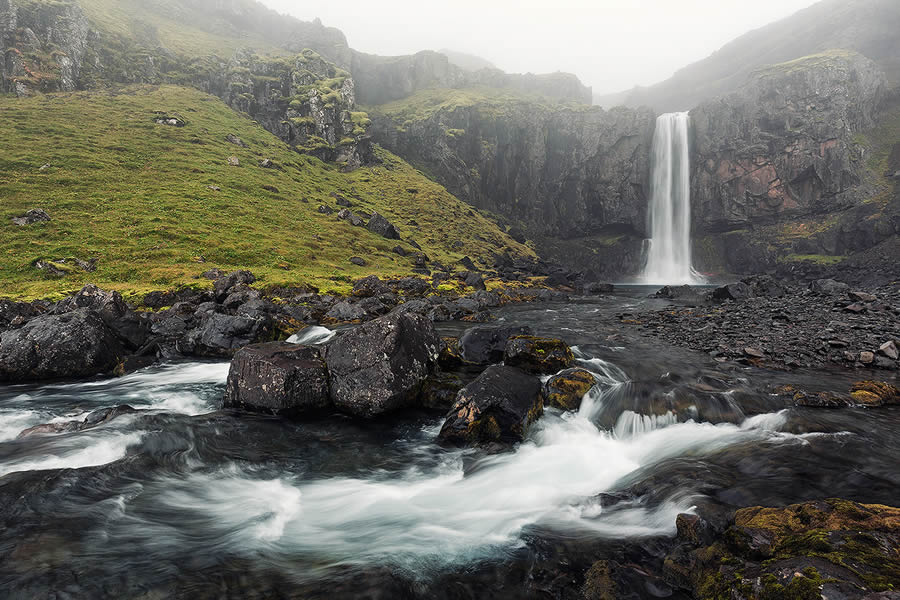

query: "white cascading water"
left=641, top=112, right=702, bottom=284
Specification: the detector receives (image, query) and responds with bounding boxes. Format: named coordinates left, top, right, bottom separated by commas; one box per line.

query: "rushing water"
left=641, top=112, right=702, bottom=285
left=1, top=293, right=898, bottom=598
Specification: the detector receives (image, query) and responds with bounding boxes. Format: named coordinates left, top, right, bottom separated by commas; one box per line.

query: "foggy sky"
left=259, top=0, right=820, bottom=94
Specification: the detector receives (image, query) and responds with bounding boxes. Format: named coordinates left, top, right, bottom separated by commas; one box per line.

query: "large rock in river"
left=53, top=284, right=149, bottom=349
left=325, top=311, right=440, bottom=418
left=459, top=325, right=532, bottom=364
left=0, top=308, right=125, bottom=381
left=224, top=342, right=330, bottom=415
left=438, top=365, right=543, bottom=447
left=503, top=335, right=574, bottom=374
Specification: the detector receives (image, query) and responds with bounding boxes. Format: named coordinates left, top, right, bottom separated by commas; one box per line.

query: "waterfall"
left=641, top=112, right=702, bottom=284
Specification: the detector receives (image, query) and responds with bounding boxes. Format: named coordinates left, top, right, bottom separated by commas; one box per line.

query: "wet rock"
left=809, top=278, right=849, bottom=294
left=674, top=513, right=713, bottom=546
left=438, top=337, right=464, bottom=370
left=367, top=212, right=400, bottom=239
left=503, top=335, right=574, bottom=374
left=17, top=405, right=137, bottom=438
left=850, top=381, right=899, bottom=406
left=544, top=368, right=595, bottom=410
left=669, top=499, right=900, bottom=598
left=438, top=365, right=543, bottom=447
left=0, top=309, right=125, bottom=382
left=459, top=325, right=533, bottom=364
left=655, top=285, right=705, bottom=304
left=325, top=312, right=440, bottom=418
left=11, top=208, right=51, bottom=226
left=224, top=342, right=330, bottom=415
left=742, top=275, right=785, bottom=298
left=213, top=270, right=256, bottom=301
left=420, top=373, right=465, bottom=411
left=712, top=281, right=752, bottom=301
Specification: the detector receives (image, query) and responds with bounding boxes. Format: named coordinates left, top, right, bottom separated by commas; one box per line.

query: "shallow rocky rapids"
left=1, top=289, right=898, bottom=599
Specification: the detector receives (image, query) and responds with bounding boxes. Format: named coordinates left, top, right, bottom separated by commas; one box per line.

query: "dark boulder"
left=503, top=335, right=574, bottom=374
left=325, top=312, right=440, bottom=418
left=420, top=373, right=465, bottom=411
left=712, top=281, right=752, bottom=301
left=438, top=337, right=464, bottom=370
left=11, top=208, right=51, bottom=226
left=367, top=212, right=400, bottom=239
left=544, top=368, right=596, bottom=410
left=742, top=275, right=785, bottom=298
left=325, top=301, right=368, bottom=322
left=224, top=342, right=330, bottom=415
left=464, top=271, right=486, bottom=291
left=0, top=299, right=42, bottom=329
left=352, top=275, right=390, bottom=298
left=349, top=256, right=367, bottom=266
left=185, top=312, right=272, bottom=356
left=438, top=365, right=543, bottom=447
left=214, top=270, right=256, bottom=301
left=459, top=325, right=533, bottom=364
left=53, top=284, right=149, bottom=350
left=0, top=309, right=126, bottom=381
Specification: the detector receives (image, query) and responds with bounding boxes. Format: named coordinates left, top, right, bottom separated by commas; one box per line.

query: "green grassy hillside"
left=0, top=85, right=532, bottom=300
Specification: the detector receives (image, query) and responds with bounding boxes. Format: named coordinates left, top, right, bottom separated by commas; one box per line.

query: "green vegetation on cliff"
left=0, top=85, right=532, bottom=299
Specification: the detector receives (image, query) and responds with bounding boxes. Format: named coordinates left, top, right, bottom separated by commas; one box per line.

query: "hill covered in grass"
left=0, top=85, right=533, bottom=300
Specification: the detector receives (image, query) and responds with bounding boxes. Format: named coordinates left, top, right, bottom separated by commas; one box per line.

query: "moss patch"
left=0, top=85, right=533, bottom=300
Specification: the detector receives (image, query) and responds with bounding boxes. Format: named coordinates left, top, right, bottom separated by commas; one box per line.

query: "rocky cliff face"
left=371, top=96, right=655, bottom=238
left=1, top=0, right=370, bottom=167
left=691, top=50, right=886, bottom=232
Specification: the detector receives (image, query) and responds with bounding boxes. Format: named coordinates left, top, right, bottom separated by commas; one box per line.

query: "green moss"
left=0, top=84, right=533, bottom=300
left=777, top=253, right=845, bottom=265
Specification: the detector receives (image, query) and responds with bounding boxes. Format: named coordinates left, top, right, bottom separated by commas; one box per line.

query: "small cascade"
left=641, top=112, right=703, bottom=284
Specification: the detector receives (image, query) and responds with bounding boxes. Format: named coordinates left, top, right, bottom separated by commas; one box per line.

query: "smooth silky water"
left=1, top=291, right=898, bottom=598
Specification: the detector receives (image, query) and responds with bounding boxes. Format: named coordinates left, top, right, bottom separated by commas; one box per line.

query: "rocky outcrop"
left=691, top=50, right=887, bottom=233
left=0, top=308, right=125, bottom=381
left=502, top=336, right=574, bottom=374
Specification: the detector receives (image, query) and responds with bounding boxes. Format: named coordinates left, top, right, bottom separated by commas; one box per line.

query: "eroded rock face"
left=325, top=311, right=440, bottom=418
left=224, top=342, right=330, bottom=415
left=0, top=308, right=125, bottom=381
left=691, top=51, right=886, bottom=233
left=438, top=365, right=543, bottom=447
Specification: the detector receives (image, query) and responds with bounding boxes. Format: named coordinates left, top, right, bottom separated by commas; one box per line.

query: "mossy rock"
left=544, top=368, right=595, bottom=410
left=673, top=498, right=900, bottom=599
left=503, top=335, right=574, bottom=375
left=582, top=560, right=617, bottom=600
left=849, top=381, right=900, bottom=407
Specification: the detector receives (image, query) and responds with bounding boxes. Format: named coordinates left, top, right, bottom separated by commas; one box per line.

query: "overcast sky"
left=259, top=0, right=820, bottom=94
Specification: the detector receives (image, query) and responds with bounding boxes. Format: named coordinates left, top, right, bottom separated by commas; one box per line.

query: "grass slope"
left=0, top=85, right=532, bottom=300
